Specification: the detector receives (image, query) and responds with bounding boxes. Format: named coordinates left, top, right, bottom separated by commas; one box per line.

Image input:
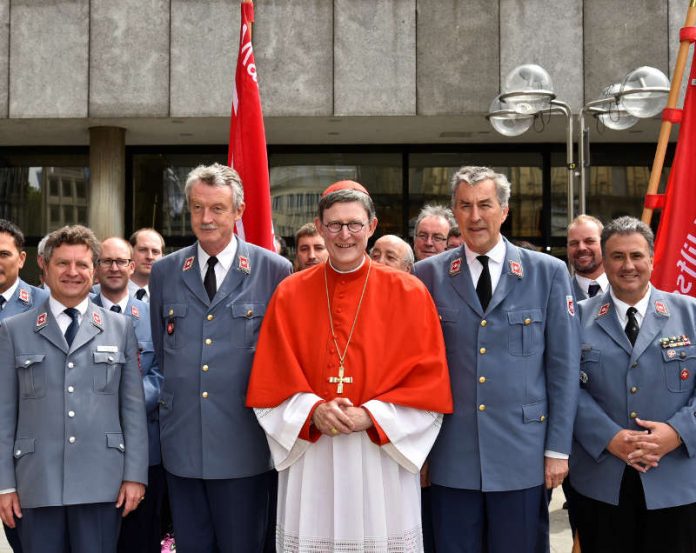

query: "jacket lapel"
left=69, top=300, right=103, bottom=354
left=632, top=290, right=669, bottom=360
left=486, top=240, right=522, bottom=314
left=34, top=300, right=68, bottom=354
left=593, top=293, right=632, bottom=355
left=180, top=244, right=210, bottom=306
left=209, top=238, right=249, bottom=310
left=446, top=249, right=482, bottom=316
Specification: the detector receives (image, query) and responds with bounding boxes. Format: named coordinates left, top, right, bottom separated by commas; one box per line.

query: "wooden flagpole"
left=642, top=0, right=696, bottom=224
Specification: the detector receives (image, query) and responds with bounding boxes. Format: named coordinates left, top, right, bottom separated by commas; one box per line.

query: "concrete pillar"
left=89, top=127, right=126, bottom=240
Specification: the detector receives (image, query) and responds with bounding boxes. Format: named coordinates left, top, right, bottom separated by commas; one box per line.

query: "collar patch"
left=239, top=255, right=251, bottom=274
left=566, top=295, right=575, bottom=317
left=130, top=305, right=140, bottom=319
left=597, top=303, right=611, bottom=318
left=35, top=312, right=48, bottom=329
left=449, top=258, right=462, bottom=276
left=92, top=311, right=103, bottom=328
left=509, top=260, right=523, bottom=278
left=655, top=300, right=669, bottom=316
left=182, top=256, right=195, bottom=271
left=18, top=288, right=30, bottom=304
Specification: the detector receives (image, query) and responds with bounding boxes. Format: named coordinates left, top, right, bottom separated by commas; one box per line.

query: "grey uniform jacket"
left=0, top=299, right=148, bottom=508
left=571, top=289, right=696, bottom=509
left=149, top=239, right=292, bottom=479
left=0, top=279, right=49, bottom=323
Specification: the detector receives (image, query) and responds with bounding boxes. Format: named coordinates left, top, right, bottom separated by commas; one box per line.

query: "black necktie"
left=588, top=283, right=601, bottom=298
left=476, top=255, right=492, bottom=311
left=204, top=257, right=218, bottom=301
left=625, top=307, right=640, bottom=346
left=64, top=308, right=80, bottom=346
left=110, top=305, right=122, bottom=313
left=135, top=289, right=146, bottom=301
left=0, top=296, right=5, bottom=310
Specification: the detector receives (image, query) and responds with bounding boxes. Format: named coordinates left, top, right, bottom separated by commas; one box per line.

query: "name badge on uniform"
left=449, top=258, right=462, bottom=276
left=239, top=255, right=251, bottom=274
left=97, top=345, right=119, bottom=353
left=18, top=288, right=30, bottom=304
left=182, top=256, right=195, bottom=271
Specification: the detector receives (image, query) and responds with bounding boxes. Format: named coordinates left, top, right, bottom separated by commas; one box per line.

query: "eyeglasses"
left=98, top=258, right=132, bottom=268
left=322, top=221, right=366, bottom=234
left=415, top=232, right=447, bottom=244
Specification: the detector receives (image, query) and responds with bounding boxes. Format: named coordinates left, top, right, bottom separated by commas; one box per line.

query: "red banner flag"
left=228, top=0, right=275, bottom=251
left=652, top=53, right=696, bottom=296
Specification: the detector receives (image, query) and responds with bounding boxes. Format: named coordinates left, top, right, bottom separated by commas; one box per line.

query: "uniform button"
left=202, top=364, right=209, bottom=372
left=168, top=309, right=174, bottom=316
left=478, top=404, right=486, bottom=412
left=68, top=436, right=76, bottom=444
left=67, top=362, right=74, bottom=369
left=336, top=308, right=342, bottom=314
left=329, top=347, right=336, bottom=353
left=540, top=415, right=546, bottom=422
left=630, top=386, right=638, bottom=394
left=24, top=360, right=30, bottom=366
left=68, top=410, right=75, bottom=418
left=108, top=356, right=114, bottom=362
left=438, top=315, right=442, bottom=321
left=680, top=351, right=687, bottom=359
left=631, top=362, right=638, bottom=368
left=630, top=411, right=638, bottom=419
left=479, top=347, right=487, bottom=355
left=479, top=376, right=486, bottom=384
left=524, top=318, right=532, bottom=326
left=67, top=386, right=75, bottom=393
left=480, top=320, right=487, bottom=327
left=246, top=309, right=253, bottom=318
left=201, top=392, right=209, bottom=399
left=207, top=314, right=214, bottom=321
left=119, top=443, right=125, bottom=450
left=15, top=450, right=21, bottom=456
left=205, top=338, right=212, bottom=345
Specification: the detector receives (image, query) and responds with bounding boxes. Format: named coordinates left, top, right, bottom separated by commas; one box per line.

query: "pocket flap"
left=522, top=401, right=548, bottom=423
left=13, top=438, right=35, bottom=459
left=15, top=354, right=46, bottom=369
left=163, top=303, right=187, bottom=318
left=230, top=303, right=266, bottom=319
left=581, top=349, right=600, bottom=363
left=106, top=432, right=125, bottom=452
left=507, top=309, right=543, bottom=325
left=93, top=351, right=126, bottom=364
left=662, top=345, right=696, bottom=362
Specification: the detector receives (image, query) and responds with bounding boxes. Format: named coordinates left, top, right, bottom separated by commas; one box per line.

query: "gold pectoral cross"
left=328, top=362, right=353, bottom=394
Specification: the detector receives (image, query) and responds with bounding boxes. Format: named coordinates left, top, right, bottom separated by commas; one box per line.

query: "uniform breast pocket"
left=228, top=302, right=267, bottom=348
left=507, top=309, right=544, bottom=356
left=437, top=306, right=460, bottom=350
left=662, top=345, right=696, bottom=393
left=580, top=347, right=601, bottom=390
left=162, top=303, right=187, bottom=350
left=15, top=354, right=47, bottom=399
left=92, top=351, right=124, bottom=394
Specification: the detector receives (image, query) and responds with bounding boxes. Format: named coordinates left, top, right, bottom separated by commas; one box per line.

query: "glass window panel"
left=49, top=177, right=59, bottom=197
left=61, top=178, right=73, bottom=198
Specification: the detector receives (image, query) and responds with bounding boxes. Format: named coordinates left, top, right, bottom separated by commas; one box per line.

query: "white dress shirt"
left=197, top=237, right=238, bottom=293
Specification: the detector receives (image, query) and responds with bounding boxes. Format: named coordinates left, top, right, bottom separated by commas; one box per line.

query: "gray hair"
left=43, top=225, right=101, bottom=266
left=568, top=214, right=603, bottom=233
left=184, top=163, right=244, bottom=209
left=318, top=189, right=376, bottom=222
left=601, top=216, right=654, bottom=256
left=450, top=166, right=511, bottom=208
left=415, top=204, right=455, bottom=234
left=37, top=234, right=50, bottom=257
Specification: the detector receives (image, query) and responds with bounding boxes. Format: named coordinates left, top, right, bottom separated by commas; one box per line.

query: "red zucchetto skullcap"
left=321, top=180, right=370, bottom=197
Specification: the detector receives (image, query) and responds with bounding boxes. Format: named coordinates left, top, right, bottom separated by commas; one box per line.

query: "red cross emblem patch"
left=130, top=305, right=140, bottom=319
left=36, top=312, right=47, bottom=328
left=509, top=260, right=523, bottom=278
left=597, top=303, right=610, bottom=317
left=18, top=288, right=30, bottom=304
left=239, top=256, right=250, bottom=274
left=655, top=301, right=669, bottom=316
left=182, top=256, right=195, bottom=271
left=449, top=258, right=462, bottom=276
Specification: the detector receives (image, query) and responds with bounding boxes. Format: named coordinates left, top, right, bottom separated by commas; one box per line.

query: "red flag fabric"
left=228, top=0, right=275, bottom=251
left=652, top=53, right=696, bottom=296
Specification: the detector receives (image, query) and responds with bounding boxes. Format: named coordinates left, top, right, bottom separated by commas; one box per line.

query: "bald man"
left=370, top=235, right=414, bottom=273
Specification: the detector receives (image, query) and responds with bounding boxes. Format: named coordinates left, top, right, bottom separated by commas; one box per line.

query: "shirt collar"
left=611, top=284, right=651, bottom=325
left=99, top=293, right=129, bottom=313
left=575, top=272, right=609, bottom=294
left=49, top=295, right=90, bottom=319
left=1, top=279, right=20, bottom=305
left=197, top=236, right=237, bottom=273
left=463, top=237, right=506, bottom=267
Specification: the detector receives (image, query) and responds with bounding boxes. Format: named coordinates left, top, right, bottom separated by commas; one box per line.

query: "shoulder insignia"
left=566, top=295, right=575, bottom=316
left=18, top=288, right=30, bottom=304
left=239, top=255, right=251, bottom=274
left=130, top=305, right=140, bottom=319
left=182, top=256, right=195, bottom=271
left=35, top=312, right=48, bottom=329
left=92, top=311, right=103, bottom=328
left=509, top=260, right=523, bottom=278
left=597, top=303, right=610, bottom=318
left=654, top=300, right=669, bottom=316
left=449, top=257, right=462, bottom=276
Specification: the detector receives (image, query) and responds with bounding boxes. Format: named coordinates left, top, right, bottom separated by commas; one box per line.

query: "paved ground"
left=0, top=489, right=574, bottom=552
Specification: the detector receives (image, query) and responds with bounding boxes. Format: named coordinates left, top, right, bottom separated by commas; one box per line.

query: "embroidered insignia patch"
left=239, top=255, right=251, bottom=274
left=509, top=260, right=523, bottom=278
left=92, top=311, right=102, bottom=327
left=681, top=369, right=690, bottom=381
left=449, top=258, right=462, bottom=276
left=667, top=349, right=677, bottom=359
left=36, top=312, right=47, bottom=328
left=655, top=301, right=669, bottom=316
left=597, top=303, right=610, bottom=317
left=566, top=295, right=575, bottom=317
left=130, top=305, right=140, bottom=319
left=182, top=256, right=195, bottom=271
left=18, top=288, right=30, bottom=304
left=166, top=321, right=175, bottom=335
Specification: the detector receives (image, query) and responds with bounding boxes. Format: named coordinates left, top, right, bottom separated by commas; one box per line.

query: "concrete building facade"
left=0, top=0, right=692, bottom=268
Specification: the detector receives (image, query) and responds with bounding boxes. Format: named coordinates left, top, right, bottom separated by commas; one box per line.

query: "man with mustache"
left=567, top=215, right=608, bottom=300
